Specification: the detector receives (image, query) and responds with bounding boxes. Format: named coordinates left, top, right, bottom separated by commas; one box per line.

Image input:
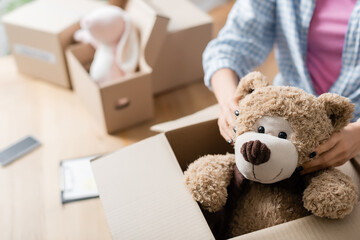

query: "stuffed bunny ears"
left=115, top=9, right=139, bottom=74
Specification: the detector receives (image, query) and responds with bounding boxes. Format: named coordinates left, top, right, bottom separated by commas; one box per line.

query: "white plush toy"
left=74, top=6, right=139, bottom=82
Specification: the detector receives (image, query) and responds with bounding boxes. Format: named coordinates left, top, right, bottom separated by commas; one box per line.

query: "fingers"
left=218, top=99, right=239, bottom=144
left=218, top=117, right=234, bottom=144
left=302, top=140, right=352, bottom=175
left=301, top=132, right=342, bottom=175
left=229, top=99, right=239, bottom=115
left=314, top=132, right=340, bottom=156
left=301, top=143, right=340, bottom=175
left=293, top=122, right=359, bottom=175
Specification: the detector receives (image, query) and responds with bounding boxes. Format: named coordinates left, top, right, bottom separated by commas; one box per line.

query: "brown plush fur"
left=233, top=72, right=354, bottom=165
left=184, top=71, right=358, bottom=238
left=184, top=154, right=235, bottom=212
left=229, top=181, right=310, bottom=236
left=303, top=168, right=358, bottom=219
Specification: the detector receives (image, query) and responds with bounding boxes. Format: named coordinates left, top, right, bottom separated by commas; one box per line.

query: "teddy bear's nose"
left=240, top=140, right=271, bottom=165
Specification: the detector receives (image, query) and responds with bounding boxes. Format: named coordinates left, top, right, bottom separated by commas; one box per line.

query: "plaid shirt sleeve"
left=203, top=0, right=276, bottom=89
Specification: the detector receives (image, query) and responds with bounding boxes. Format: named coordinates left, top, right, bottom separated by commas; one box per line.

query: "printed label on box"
left=14, top=44, right=56, bottom=64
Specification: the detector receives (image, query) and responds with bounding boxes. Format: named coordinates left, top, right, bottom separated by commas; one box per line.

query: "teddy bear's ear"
left=235, top=71, right=269, bottom=100
left=317, top=93, right=354, bottom=131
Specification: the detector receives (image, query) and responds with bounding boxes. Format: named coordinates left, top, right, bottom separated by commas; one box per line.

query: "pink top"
left=306, top=0, right=356, bottom=95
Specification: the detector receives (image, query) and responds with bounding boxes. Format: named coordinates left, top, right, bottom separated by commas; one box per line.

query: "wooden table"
left=0, top=1, right=278, bottom=239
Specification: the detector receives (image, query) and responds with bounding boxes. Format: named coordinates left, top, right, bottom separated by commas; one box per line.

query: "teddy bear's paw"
left=184, top=154, right=235, bottom=212
left=184, top=174, right=228, bottom=213
left=303, top=169, right=358, bottom=219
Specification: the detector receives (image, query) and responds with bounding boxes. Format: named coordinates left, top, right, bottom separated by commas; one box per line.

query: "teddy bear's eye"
left=258, top=126, right=265, bottom=133
left=278, top=132, right=287, bottom=139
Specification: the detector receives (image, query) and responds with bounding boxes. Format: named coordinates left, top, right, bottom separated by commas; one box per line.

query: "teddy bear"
left=184, top=72, right=359, bottom=239
left=74, top=5, right=139, bottom=82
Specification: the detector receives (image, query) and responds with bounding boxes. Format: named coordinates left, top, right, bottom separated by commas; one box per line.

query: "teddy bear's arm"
left=184, top=153, right=236, bottom=213
left=302, top=168, right=358, bottom=219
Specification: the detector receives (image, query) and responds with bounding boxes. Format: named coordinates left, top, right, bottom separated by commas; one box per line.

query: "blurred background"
left=0, top=0, right=230, bottom=56
left=0, top=0, right=33, bottom=55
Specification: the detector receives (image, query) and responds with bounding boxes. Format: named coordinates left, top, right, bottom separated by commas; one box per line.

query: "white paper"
left=60, top=155, right=100, bottom=203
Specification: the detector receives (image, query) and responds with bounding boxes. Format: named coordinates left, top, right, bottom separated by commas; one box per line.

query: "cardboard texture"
left=66, top=0, right=169, bottom=133
left=2, top=0, right=104, bottom=88
left=232, top=203, right=360, bottom=240
left=150, top=104, right=219, bottom=132
left=92, top=119, right=360, bottom=239
left=91, top=134, right=215, bottom=239
left=145, top=0, right=213, bottom=94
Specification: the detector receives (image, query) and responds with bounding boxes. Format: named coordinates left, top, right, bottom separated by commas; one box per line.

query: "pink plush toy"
left=74, top=6, right=139, bottom=82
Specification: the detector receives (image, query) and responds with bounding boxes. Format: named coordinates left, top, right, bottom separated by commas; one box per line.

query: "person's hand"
left=301, top=121, right=360, bottom=175
left=218, top=95, right=239, bottom=144
left=210, top=68, right=240, bottom=144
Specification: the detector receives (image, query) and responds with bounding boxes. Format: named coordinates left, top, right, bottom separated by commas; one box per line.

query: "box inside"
left=165, top=120, right=235, bottom=239
left=67, top=43, right=150, bottom=88
left=165, top=119, right=233, bottom=172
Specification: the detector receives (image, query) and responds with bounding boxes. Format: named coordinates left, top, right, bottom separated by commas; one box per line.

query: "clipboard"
left=60, top=154, right=102, bottom=204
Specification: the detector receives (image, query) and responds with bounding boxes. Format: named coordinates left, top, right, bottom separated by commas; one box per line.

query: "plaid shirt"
left=203, top=0, right=360, bottom=121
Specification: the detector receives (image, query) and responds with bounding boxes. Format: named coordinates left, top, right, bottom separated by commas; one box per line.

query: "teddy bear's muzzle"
left=240, top=140, right=271, bottom=165
left=235, top=132, right=298, bottom=184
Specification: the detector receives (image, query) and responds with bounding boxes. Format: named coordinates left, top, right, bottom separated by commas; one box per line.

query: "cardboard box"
left=150, top=104, right=219, bottom=132
left=144, top=0, right=213, bottom=94
left=2, top=0, right=104, bottom=88
left=66, top=0, right=169, bottom=133
left=91, top=119, right=360, bottom=239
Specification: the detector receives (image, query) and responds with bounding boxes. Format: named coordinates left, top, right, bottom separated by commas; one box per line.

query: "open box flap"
left=126, top=0, right=169, bottom=68
left=150, top=104, right=219, bottom=133
left=232, top=203, right=360, bottom=240
left=146, top=0, right=212, bottom=32
left=91, top=134, right=214, bottom=239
